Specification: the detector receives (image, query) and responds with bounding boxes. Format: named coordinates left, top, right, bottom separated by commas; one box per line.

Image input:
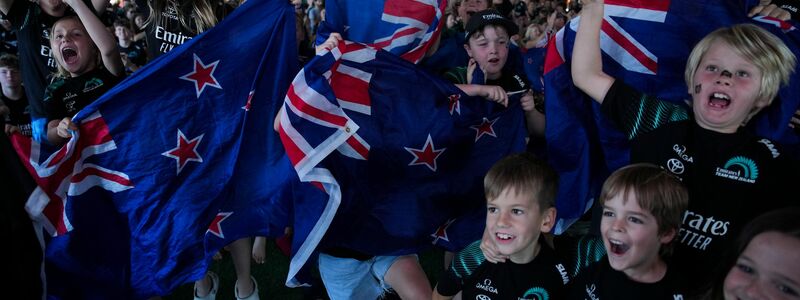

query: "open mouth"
left=488, top=58, right=500, bottom=64
left=61, top=47, right=78, bottom=65
left=608, top=239, right=630, bottom=255
left=496, top=232, right=515, bottom=242
left=708, top=92, right=731, bottom=109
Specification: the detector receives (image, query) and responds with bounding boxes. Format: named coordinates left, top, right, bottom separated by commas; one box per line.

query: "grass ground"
left=164, top=239, right=446, bottom=300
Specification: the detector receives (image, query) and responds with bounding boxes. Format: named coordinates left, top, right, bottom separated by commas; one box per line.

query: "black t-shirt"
left=135, top=0, right=231, bottom=58
left=444, top=66, right=530, bottom=94
left=436, top=239, right=570, bottom=300
left=567, top=258, right=688, bottom=300
left=601, top=80, right=797, bottom=292
left=7, top=1, right=60, bottom=119
left=43, top=68, right=122, bottom=120
left=1, top=93, right=32, bottom=136
left=118, top=40, right=148, bottom=68
left=6, top=0, right=97, bottom=120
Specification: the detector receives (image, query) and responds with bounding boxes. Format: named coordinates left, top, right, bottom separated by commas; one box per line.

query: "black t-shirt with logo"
left=567, top=258, right=688, bottom=300
left=436, top=239, right=570, bottom=300
left=118, top=40, right=148, bottom=69
left=1, top=93, right=32, bottom=136
left=7, top=1, right=60, bottom=120
left=600, top=80, right=796, bottom=293
left=135, top=0, right=231, bottom=58
left=444, top=66, right=530, bottom=94
left=43, top=68, right=122, bottom=120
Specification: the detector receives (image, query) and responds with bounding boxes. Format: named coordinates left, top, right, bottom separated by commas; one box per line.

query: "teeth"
left=713, top=93, right=730, bottom=100
left=497, top=233, right=514, bottom=240
left=610, top=239, right=623, bottom=245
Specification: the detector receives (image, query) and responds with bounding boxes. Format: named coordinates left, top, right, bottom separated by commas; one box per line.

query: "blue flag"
left=544, top=0, right=800, bottom=232
left=12, top=0, right=298, bottom=298
left=277, top=40, right=528, bottom=283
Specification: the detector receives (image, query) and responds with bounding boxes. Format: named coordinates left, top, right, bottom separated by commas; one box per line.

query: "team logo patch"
left=714, top=156, right=758, bottom=183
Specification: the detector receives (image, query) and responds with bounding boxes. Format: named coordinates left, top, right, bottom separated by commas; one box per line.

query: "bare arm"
left=571, top=0, right=614, bottom=103
left=90, top=0, right=108, bottom=16
left=0, top=0, right=13, bottom=16
left=65, top=0, right=124, bottom=76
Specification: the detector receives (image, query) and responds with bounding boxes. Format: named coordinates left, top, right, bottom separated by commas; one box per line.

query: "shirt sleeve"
left=436, top=240, right=486, bottom=296
left=600, top=80, right=690, bottom=140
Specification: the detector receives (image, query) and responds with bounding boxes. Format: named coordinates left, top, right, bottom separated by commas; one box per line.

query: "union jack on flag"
left=9, top=0, right=300, bottom=298
left=278, top=37, right=528, bottom=285
left=316, top=0, right=447, bottom=63
left=544, top=0, right=800, bottom=232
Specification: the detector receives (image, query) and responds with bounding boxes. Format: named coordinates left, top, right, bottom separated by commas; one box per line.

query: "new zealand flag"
left=544, top=0, right=800, bottom=232
left=11, top=0, right=298, bottom=298
left=278, top=39, right=528, bottom=284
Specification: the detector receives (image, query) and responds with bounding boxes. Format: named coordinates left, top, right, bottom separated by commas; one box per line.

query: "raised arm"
left=571, top=0, right=614, bottom=103
left=0, top=0, right=13, bottom=16
left=91, top=0, right=108, bottom=16
left=65, top=0, right=124, bottom=76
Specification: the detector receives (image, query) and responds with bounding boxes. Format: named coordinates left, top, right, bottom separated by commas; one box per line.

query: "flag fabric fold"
left=278, top=39, right=529, bottom=285
left=11, top=0, right=298, bottom=297
left=545, top=0, right=800, bottom=232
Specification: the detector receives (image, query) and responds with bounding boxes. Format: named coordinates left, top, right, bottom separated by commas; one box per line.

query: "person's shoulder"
left=451, top=240, right=488, bottom=277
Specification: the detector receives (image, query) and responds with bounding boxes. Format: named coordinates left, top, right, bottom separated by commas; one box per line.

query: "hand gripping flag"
left=315, top=0, right=447, bottom=63
left=278, top=40, right=528, bottom=285
left=11, top=0, right=298, bottom=298
left=544, top=0, right=800, bottom=232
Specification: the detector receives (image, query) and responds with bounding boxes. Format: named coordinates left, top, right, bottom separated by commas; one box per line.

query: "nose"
left=743, top=280, right=766, bottom=300
left=496, top=211, right=510, bottom=228
left=611, top=218, right=625, bottom=232
left=716, top=70, right=732, bottom=86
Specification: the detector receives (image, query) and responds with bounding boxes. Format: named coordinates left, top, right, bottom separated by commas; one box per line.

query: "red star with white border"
left=180, top=54, right=222, bottom=98
left=404, top=134, right=445, bottom=172
left=162, top=129, right=204, bottom=174
left=471, top=117, right=498, bottom=142
left=207, top=212, right=232, bottom=239
left=448, top=94, right=461, bottom=115
left=431, top=218, right=455, bottom=244
left=242, top=90, right=255, bottom=111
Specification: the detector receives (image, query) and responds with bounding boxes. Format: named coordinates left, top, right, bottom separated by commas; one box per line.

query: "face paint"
left=720, top=70, right=732, bottom=78
left=695, top=84, right=702, bottom=94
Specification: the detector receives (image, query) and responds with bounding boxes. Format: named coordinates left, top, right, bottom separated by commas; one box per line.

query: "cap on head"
left=464, top=9, right=519, bottom=42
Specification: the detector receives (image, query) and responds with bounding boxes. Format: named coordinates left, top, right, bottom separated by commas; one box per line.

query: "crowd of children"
left=1, top=0, right=799, bottom=299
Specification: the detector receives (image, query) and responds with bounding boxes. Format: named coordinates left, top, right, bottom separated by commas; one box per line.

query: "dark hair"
left=707, top=207, right=800, bottom=299
left=484, top=153, right=558, bottom=210
left=599, top=163, right=688, bottom=257
left=0, top=53, right=19, bottom=69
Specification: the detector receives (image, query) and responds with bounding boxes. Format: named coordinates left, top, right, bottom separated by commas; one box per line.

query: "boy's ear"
left=540, top=207, right=557, bottom=233
left=464, top=44, right=473, bottom=58
left=659, top=228, right=677, bottom=245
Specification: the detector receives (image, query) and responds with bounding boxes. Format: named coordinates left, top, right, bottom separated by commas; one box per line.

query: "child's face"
left=39, top=0, right=67, bottom=16
left=115, top=26, right=132, bottom=42
left=134, top=16, right=145, bottom=28
left=0, top=66, right=21, bottom=88
left=691, top=40, right=766, bottom=133
left=51, top=18, right=98, bottom=77
left=723, top=232, right=800, bottom=300
left=486, top=187, right=554, bottom=264
left=465, top=26, right=510, bottom=80
left=601, top=191, right=674, bottom=279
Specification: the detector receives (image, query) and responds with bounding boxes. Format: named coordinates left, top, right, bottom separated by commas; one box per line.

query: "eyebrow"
left=741, top=255, right=800, bottom=288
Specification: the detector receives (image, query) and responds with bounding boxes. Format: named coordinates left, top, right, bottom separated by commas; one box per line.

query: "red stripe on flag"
left=71, top=166, right=133, bottom=186
left=601, top=21, right=658, bottom=74
left=543, top=34, right=563, bottom=75
left=331, top=72, right=371, bottom=106
left=383, top=0, right=436, bottom=24
left=286, top=84, right=349, bottom=128
left=605, top=0, right=670, bottom=12
left=279, top=124, right=308, bottom=167
left=345, top=136, right=370, bottom=159
left=372, top=27, right=423, bottom=48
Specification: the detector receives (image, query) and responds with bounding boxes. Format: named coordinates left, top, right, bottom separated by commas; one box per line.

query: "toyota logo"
left=476, top=295, right=491, bottom=300
left=667, top=158, right=685, bottom=175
